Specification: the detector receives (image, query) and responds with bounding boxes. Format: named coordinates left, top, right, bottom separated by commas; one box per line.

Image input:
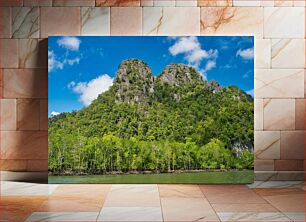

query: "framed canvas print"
left=48, top=36, right=254, bottom=184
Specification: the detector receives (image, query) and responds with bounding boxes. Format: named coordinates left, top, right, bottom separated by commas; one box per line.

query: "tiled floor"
left=0, top=181, right=305, bottom=222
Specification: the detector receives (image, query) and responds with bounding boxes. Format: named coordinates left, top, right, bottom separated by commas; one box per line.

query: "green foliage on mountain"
left=49, top=59, right=254, bottom=175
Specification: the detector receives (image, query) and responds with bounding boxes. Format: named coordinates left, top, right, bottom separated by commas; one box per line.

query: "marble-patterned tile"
left=24, top=0, right=52, bottom=6
left=212, top=203, right=278, bottom=212
left=96, top=0, right=140, bottom=6
left=200, top=7, right=263, bottom=37
left=0, top=196, right=47, bottom=222
left=255, top=69, right=304, bottom=98
left=0, top=99, right=16, bottom=130
left=263, top=99, right=295, bottom=130
left=3, top=69, right=48, bottom=98
left=104, top=184, right=160, bottom=207
left=275, top=160, right=304, bottom=171
left=12, top=7, right=39, bottom=38
left=255, top=171, right=304, bottom=181
left=198, top=0, right=232, bottom=6
left=217, top=212, right=291, bottom=221
left=295, top=99, right=305, bottom=130
left=0, top=159, right=27, bottom=171
left=0, top=131, right=48, bottom=159
left=254, top=131, right=280, bottom=160
left=40, top=99, right=48, bottom=130
left=0, top=7, right=11, bottom=38
left=40, top=7, right=80, bottom=38
left=0, top=39, right=18, bottom=68
left=272, top=39, right=305, bottom=68
left=159, top=184, right=204, bottom=198
left=280, top=131, right=304, bottom=159
left=154, top=0, right=176, bottom=6
left=81, top=7, right=110, bottom=36
left=53, top=0, right=95, bottom=6
left=27, top=159, right=48, bottom=172
left=143, top=7, right=200, bottom=36
left=1, top=181, right=58, bottom=196
left=264, top=7, right=305, bottom=38
left=283, top=212, right=305, bottom=222
left=254, top=160, right=274, bottom=171
left=274, top=0, right=293, bottom=6
left=254, top=99, right=263, bottom=130
left=110, top=7, right=142, bottom=35
left=176, top=0, right=197, bottom=6
left=260, top=0, right=274, bottom=6
left=19, top=38, right=48, bottom=68
left=293, top=0, right=305, bottom=6
left=255, top=39, right=271, bottom=68
left=98, top=207, right=163, bottom=221
left=248, top=181, right=304, bottom=189
left=199, top=185, right=266, bottom=204
left=17, top=99, right=40, bottom=130
left=233, top=0, right=260, bottom=6
left=141, top=0, right=154, bottom=6
left=0, top=0, right=22, bottom=6
left=26, top=212, right=99, bottom=222
left=161, top=197, right=219, bottom=221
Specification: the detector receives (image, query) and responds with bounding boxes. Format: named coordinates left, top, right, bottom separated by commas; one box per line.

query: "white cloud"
left=48, top=50, right=80, bottom=72
left=236, top=48, right=254, bottom=60
left=169, top=37, right=218, bottom=73
left=51, top=111, right=60, bottom=116
left=70, top=74, right=114, bottom=106
left=57, top=37, right=81, bottom=51
left=243, top=70, right=252, bottom=79
left=246, top=89, right=254, bottom=97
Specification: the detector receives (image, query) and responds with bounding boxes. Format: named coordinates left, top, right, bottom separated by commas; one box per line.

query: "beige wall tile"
left=3, top=69, right=48, bottom=99
left=111, top=7, right=142, bottom=35
left=280, top=131, right=304, bottom=160
left=254, top=99, right=263, bottom=130
left=40, top=7, right=80, bottom=38
left=254, top=131, right=280, bottom=160
left=27, top=159, right=48, bottom=172
left=17, top=99, right=40, bottom=130
left=0, top=131, right=48, bottom=159
left=255, top=69, right=304, bottom=98
left=19, top=39, right=48, bottom=68
left=272, top=39, right=305, bottom=68
left=176, top=0, right=197, bottom=6
left=255, top=39, right=271, bottom=69
left=264, top=7, right=305, bottom=38
left=233, top=0, right=260, bottom=6
left=198, top=0, right=232, bottom=6
left=304, top=70, right=306, bottom=98
left=0, top=0, right=22, bottom=6
left=200, top=7, right=263, bottom=37
left=143, top=7, right=200, bottom=36
left=40, top=99, right=48, bottom=130
left=53, top=0, right=95, bottom=6
left=263, top=99, right=295, bottom=130
left=254, top=160, right=274, bottom=171
left=12, top=7, right=39, bottom=38
left=81, top=7, right=110, bottom=36
left=141, top=0, right=154, bottom=6
left=293, top=0, right=305, bottom=6
left=275, top=160, right=304, bottom=171
left=295, top=99, right=305, bottom=130
left=274, top=0, right=293, bottom=6
left=0, top=159, right=27, bottom=171
left=24, top=0, right=52, bottom=6
left=96, top=0, right=140, bottom=6
left=0, top=99, right=16, bottom=131
left=0, top=69, right=3, bottom=98
left=154, top=0, right=175, bottom=6
left=0, top=7, right=11, bottom=38
left=0, top=39, right=18, bottom=68
left=260, top=0, right=274, bottom=6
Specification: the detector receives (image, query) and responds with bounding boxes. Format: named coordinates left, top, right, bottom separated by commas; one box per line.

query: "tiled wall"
left=0, top=0, right=305, bottom=182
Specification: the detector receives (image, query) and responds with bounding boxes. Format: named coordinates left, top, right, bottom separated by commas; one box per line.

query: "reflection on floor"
left=0, top=181, right=304, bottom=221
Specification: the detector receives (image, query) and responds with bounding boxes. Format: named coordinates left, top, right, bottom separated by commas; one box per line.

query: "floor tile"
left=212, top=203, right=278, bottom=212
left=283, top=212, right=305, bottom=221
left=158, top=184, right=204, bottom=198
left=200, top=185, right=266, bottom=204
left=103, top=184, right=160, bottom=207
left=52, top=184, right=111, bottom=198
left=217, top=212, right=291, bottom=221
left=161, top=197, right=219, bottom=221
left=0, top=196, right=47, bottom=221
left=1, top=181, right=58, bottom=196
left=25, top=212, right=99, bottom=221
left=98, top=207, right=163, bottom=221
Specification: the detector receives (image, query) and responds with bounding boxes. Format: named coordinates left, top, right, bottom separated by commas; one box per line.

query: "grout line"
left=157, top=184, right=165, bottom=222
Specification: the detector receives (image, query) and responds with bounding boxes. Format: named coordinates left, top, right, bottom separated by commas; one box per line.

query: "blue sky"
left=48, top=36, right=254, bottom=117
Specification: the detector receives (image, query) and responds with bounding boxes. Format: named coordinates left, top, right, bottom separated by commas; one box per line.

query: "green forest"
left=48, top=59, right=254, bottom=175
